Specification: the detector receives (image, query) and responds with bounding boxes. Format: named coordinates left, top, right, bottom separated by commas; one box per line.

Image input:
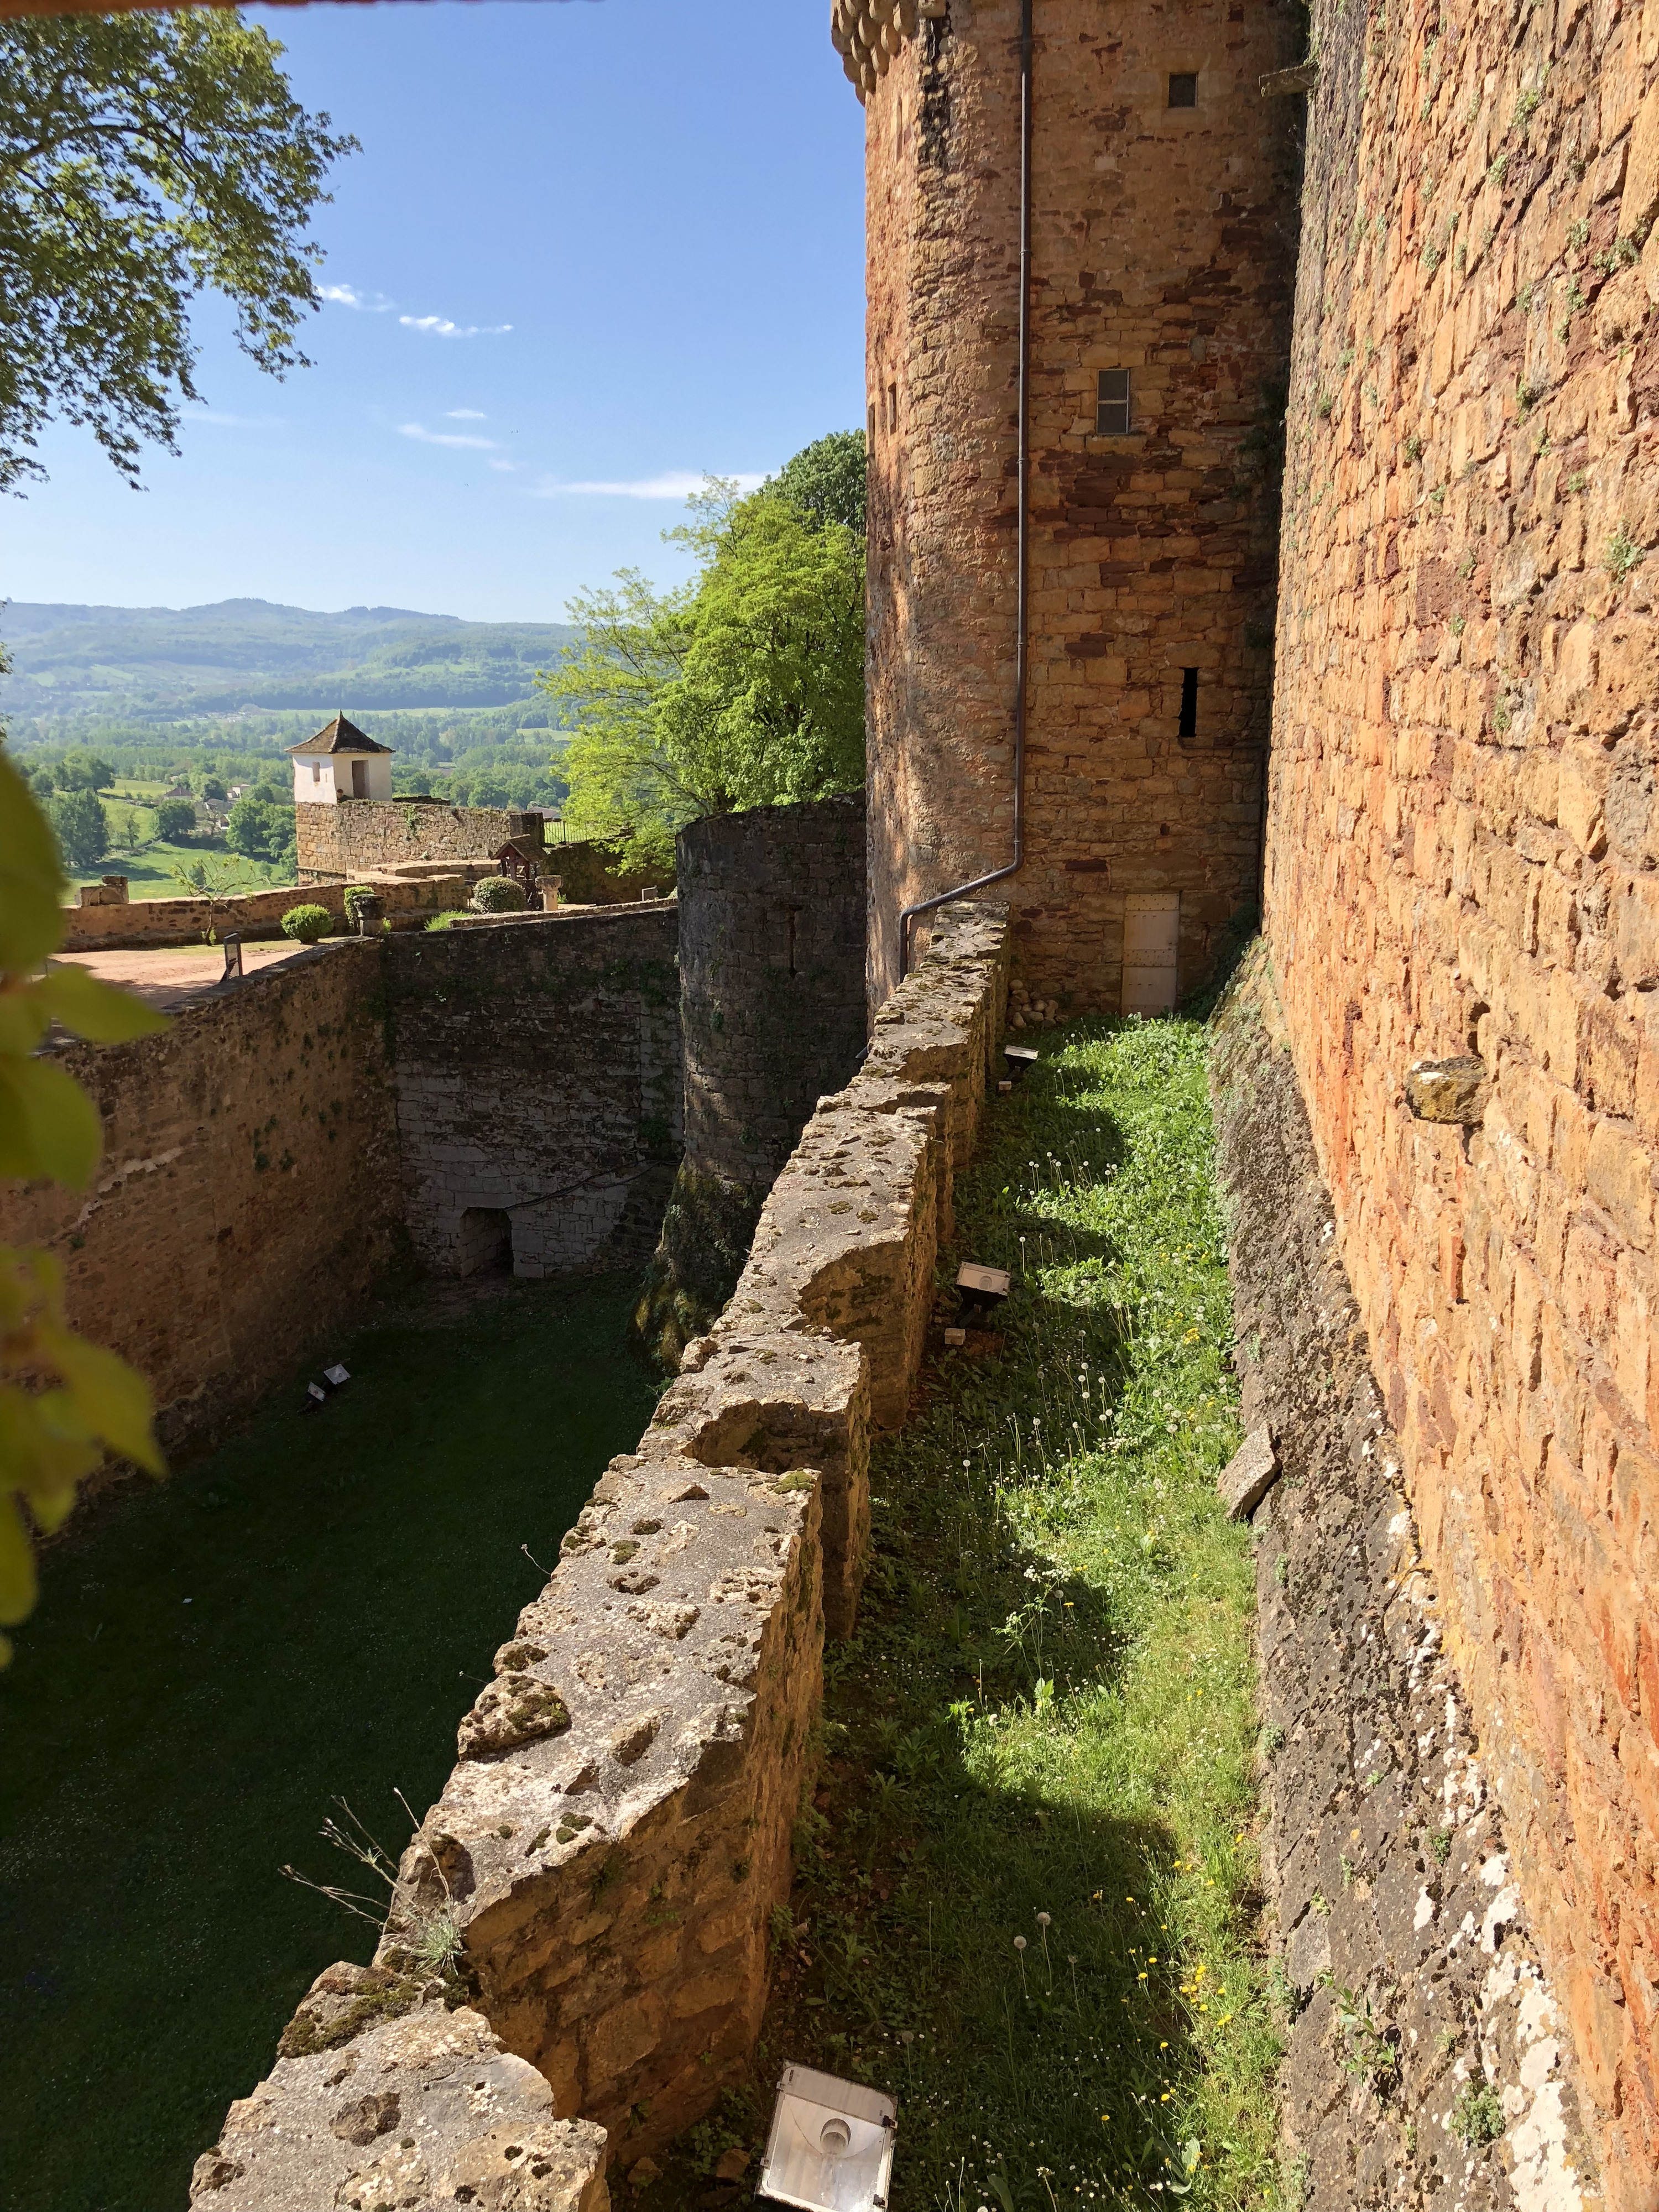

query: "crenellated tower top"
left=829, top=0, right=945, bottom=102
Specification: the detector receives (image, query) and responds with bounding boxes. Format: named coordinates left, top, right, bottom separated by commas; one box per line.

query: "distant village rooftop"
left=286, top=714, right=392, bottom=758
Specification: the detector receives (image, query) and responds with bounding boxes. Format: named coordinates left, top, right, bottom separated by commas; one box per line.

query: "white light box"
left=756, top=2064, right=896, bottom=2212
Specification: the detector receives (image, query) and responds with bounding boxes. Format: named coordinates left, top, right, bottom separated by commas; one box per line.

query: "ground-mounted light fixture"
left=956, top=1261, right=1011, bottom=1326
left=757, top=2064, right=896, bottom=2212
left=222, top=933, right=244, bottom=982
left=1004, top=1045, right=1039, bottom=1081
left=301, top=1362, right=352, bottom=1414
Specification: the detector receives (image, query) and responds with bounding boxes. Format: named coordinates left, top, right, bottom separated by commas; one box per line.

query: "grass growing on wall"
left=0, top=1277, right=656, bottom=2212
left=661, top=1017, right=1280, bottom=2210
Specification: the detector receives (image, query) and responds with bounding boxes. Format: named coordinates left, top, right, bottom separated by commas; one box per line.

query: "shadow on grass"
left=0, top=1275, right=656, bottom=2212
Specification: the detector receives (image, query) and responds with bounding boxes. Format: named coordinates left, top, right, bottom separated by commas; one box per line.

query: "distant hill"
left=0, top=598, right=581, bottom=719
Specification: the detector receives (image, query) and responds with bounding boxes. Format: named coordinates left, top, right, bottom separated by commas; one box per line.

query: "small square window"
left=1168, top=71, right=1198, bottom=107
left=1097, top=369, right=1131, bottom=436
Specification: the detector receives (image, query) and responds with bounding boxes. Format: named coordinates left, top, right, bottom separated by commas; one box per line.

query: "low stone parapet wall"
left=60, top=866, right=476, bottom=952
left=194, top=901, right=1008, bottom=2203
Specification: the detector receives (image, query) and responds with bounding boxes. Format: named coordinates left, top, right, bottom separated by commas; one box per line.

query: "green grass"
left=0, top=1276, right=656, bottom=2212
left=673, top=1017, right=1279, bottom=2210
left=70, top=836, right=295, bottom=903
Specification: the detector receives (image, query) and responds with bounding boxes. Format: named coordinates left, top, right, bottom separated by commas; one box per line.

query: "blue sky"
left=2, top=0, right=866, bottom=623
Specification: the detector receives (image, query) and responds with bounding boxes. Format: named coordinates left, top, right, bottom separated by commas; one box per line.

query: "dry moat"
left=0, top=1275, right=656, bottom=2212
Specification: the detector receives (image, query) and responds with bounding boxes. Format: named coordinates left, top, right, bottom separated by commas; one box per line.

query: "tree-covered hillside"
left=1, top=598, right=580, bottom=718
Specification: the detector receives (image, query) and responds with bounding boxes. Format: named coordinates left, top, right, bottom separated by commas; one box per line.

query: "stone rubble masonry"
left=1267, top=0, right=1659, bottom=2187
left=383, top=907, right=684, bottom=1281
left=201, top=900, right=1009, bottom=2199
left=190, top=1996, right=611, bottom=2212
left=296, top=798, right=544, bottom=883
left=58, top=865, right=478, bottom=953
left=298, top=799, right=672, bottom=905
left=1, top=941, right=403, bottom=1464
left=1210, top=947, right=1601, bottom=2212
left=635, top=797, right=871, bottom=1363
left=859, top=0, right=1302, bottom=1010
left=678, top=797, right=869, bottom=1190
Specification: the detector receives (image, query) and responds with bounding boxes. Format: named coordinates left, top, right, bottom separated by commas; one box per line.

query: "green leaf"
left=0, top=1489, right=38, bottom=1627
left=0, top=1056, right=103, bottom=1187
left=0, top=752, right=67, bottom=972
left=38, top=963, right=170, bottom=1044
left=0, top=993, right=51, bottom=1056
left=38, top=1327, right=163, bottom=1473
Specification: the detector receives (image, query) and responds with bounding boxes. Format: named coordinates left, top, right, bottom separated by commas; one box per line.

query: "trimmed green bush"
left=280, top=903, right=332, bottom=945
left=470, top=875, right=528, bottom=914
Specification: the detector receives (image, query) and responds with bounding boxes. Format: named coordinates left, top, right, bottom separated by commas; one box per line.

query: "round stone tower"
left=846, top=0, right=1303, bottom=1010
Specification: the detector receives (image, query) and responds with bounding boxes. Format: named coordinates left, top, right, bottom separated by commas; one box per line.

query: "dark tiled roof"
left=286, top=715, right=393, bottom=758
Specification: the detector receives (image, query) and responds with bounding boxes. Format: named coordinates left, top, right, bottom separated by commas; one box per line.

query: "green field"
left=69, top=838, right=294, bottom=903
left=0, top=1275, right=657, bottom=2212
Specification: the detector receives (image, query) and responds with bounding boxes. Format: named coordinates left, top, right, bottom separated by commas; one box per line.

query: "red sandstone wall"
left=863, top=0, right=1302, bottom=1006
left=1266, top=0, right=1659, bottom=2188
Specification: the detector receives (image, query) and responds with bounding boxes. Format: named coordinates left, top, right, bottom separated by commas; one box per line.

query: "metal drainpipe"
left=897, top=0, right=1032, bottom=979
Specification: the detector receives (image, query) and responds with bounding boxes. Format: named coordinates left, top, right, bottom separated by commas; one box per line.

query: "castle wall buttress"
left=860, top=0, right=1303, bottom=1009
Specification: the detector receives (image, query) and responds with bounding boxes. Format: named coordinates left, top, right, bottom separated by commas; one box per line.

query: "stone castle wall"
left=193, top=904, right=1009, bottom=2207
left=298, top=797, right=672, bottom=904
left=4, top=943, right=404, bottom=1461
left=679, top=796, right=868, bottom=1186
left=384, top=907, right=683, bottom=1280
left=860, top=0, right=1303, bottom=1008
left=1266, top=0, right=1659, bottom=2187
left=634, top=797, right=870, bottom=1366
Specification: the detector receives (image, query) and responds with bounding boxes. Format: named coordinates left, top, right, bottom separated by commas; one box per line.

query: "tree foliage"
left=767, top=427, right=867, bottom=535
left=226, top=791, right=295, bottom=869
left=0, top=11, right=354, bottom=490
left=544, top=444, right=867, bottom=869
left=45, top=788, right=107, bottom=871
left=0, top=747, right=168, bottom=1664
left=153, top=798, right=196, bottom=842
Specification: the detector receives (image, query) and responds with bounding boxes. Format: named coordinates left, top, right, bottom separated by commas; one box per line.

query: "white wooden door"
left=1121, top=893, right=1180, bottom=1013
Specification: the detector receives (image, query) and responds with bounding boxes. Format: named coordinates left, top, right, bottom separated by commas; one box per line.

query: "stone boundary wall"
left=383, top=907, right=684, bottom=1281
left=59, top=865, right=478, bottom=952
left=1267, top=0, right=1659, bottom=2187
left=192, top=902, right=1010, bottom=2208
left=296, top=797, right=539, bottom=882
left=2, top=943, right=403, bottom=1462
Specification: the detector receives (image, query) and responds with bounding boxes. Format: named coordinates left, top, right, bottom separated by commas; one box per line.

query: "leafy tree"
left=546, top=460, right=865, bottom=869
left=766, top=427, right=867, bottom=535
left=154, top=798, right=196, bottom=842
left=226, top=791, right=295, bottom=868
left=0, top=748, right=167, bottom=1665
left=0, top=12, right=355, bottom=491
left=57, top=752, right=115, bottom=793
left=45, top=788, right=107, bottom=871
left=199, top=775, right=228, bottom=801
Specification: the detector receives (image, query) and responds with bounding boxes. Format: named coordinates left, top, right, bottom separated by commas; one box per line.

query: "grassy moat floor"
left=0, top=1275, right=656, bottom=2212
left=648, top=1015, right=1280, bottom=2212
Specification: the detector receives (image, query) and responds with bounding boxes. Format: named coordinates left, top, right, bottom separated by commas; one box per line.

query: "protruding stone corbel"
left=1260, top=62, right=1319, bottom=97
left=1404, top=1055, right=1490, bottom=1125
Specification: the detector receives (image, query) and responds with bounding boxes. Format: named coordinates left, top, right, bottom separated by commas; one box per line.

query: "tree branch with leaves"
left=0, top=10, right=355, bottom=491
left=0, top=747, right=170, bottom=1663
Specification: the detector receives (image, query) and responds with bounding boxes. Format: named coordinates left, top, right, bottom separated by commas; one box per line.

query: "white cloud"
left=399, top=315, right=512, bottom=339
left=320, top=282, right=395, bottom=312
left=535, top=469, right=766, bottom=500
left=398, top=421, right=499, bottom=451
left=487, top=459, right=519, bottom=473
left=445, top=408, right=488, bottom=420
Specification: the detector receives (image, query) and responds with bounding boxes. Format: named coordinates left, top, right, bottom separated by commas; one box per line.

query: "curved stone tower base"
left=631, top=795, right=868, bottom=1366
